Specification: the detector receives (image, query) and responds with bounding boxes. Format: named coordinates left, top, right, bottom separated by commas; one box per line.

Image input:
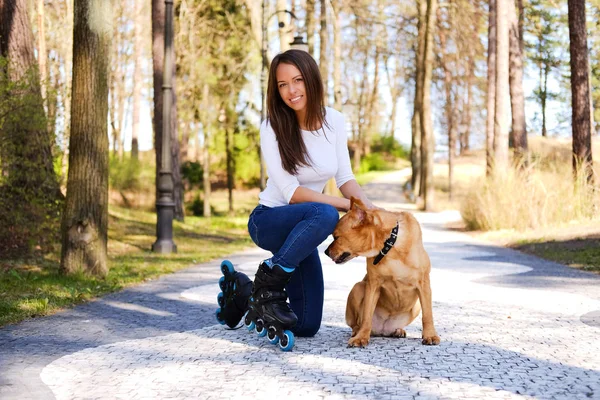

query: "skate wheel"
left=217, top=292, right=224, bottom=307
left=279, top=330, right=295, bottom=352
left=246, top=320, right=255, bottom=331
left=256, top=323, right=267, bottom=337
left=215, top=308, right=226, bottom=325
left=221, top=260, right=235, bottom=275
left=219, top=276, right=226, bottom=291
left=267, top=328, right=279, bottom=345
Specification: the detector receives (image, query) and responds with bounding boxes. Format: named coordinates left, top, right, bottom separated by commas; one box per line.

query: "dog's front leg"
left=417, top=275, right=440, bottom=345
left=348, top=278, right=381, bottom=348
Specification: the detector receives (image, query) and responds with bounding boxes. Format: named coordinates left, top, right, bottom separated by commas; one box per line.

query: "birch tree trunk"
left=60, top=0, right=111, bottom=276
left=131, top=0, right=143, bottom=160
left=332, top=0, right=342, bottom=110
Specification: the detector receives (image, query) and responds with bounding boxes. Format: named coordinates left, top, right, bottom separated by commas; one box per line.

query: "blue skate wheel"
left=215, top=308, right=226, bottom=325
left=267, top=329, right=279, bottom=345
left=221, top=260, right=235, bottom=275
left=256, top=324, right=267, bottom=337
left=279, top=330, right=295, bottom=352
left=217, top=292, right=224, bottom=307
left=246, top=320, right=255, bottom=331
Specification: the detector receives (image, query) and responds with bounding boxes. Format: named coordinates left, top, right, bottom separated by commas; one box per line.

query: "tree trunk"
left=277, top=0, right=291, bottom=52
left=306, top=0, right=316, bottom=56
left=60, top=0, right=111, bottom=276
left=202, top=84, right=211, bottom=217
left=131, top=0, right=143, bottom=160
left=152, top=0, right=184, bottom=221
left=486, top=0, right=496, bottom=176
left=461, top=62, right=473, bottom=154
left=226, top=119, right=234, bottom=215
left=508, top=0, right=527, bottom=163
left=319, top=0, right=328, bottom=99
left=0, top=0, right=58, bottom=195
left=567, top=0, right=594, bottom=183
left=36, top=0, right=47, bottom=112
left=494, top=0, right=510, bottom=172
left=411, top=0, right=427, bottom=195
left=332, top=0, right=341, bottom=110
left=419, top=0, right=437, bottom=211
left=541, top=62, right=548, bottom=137
left=440, top=28, right=455, bottom=202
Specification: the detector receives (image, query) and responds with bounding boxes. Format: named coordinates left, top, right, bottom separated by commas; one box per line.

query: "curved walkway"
left=1, top=170, right=599, bottom=399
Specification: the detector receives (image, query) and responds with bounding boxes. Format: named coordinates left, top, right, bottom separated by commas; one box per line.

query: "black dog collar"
left=372, top=223, right=399, bottom=265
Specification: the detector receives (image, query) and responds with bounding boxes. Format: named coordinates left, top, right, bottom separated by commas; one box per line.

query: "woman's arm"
left=339, top=179, right=376, bottom=209
left=289, top=186, right=351, bottom=211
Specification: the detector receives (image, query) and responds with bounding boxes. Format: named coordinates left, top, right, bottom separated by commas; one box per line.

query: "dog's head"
left=325, top=197, right=389, bottom=264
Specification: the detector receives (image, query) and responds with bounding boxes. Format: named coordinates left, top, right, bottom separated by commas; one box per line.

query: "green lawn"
left=0, top=205, right=253, bottom=327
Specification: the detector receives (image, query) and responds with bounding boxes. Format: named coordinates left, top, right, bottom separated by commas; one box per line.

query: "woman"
left=217, top=49, right=375, bottom=350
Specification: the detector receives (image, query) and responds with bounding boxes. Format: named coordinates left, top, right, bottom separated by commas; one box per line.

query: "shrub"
left=109, top=156, right=142, bottom=191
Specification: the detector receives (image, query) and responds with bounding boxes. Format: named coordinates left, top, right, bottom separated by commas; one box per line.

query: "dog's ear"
left=350, top=197, right=367, bottom=224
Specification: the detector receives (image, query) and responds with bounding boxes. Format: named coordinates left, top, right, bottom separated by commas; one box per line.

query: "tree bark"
left=494, top=0, right=510, bottom=172
left=152, top=0, right=184, bottom=220
left=508, top=0, right=527, bottom=163
left=36, top=0, right=47, bottom=111
left=411, top=0, right=427, bottom=195
left=567, top=0, right=594, bottom=183
left=306, top=0, right=316, bottom=56
left=131, top=0, right=143, bottom=160
left=60, top=0, right=111, bottom=276
left=319, top=0, right=328, bottom=98
left=486, top=0, right=496, bottom=176
left=0, top=0, right=58, bottom=194
left=332, top=0, right=342, bottom=110
left=419, top=0, right=437, bottom=211
left=277, top=0, right=291, bottom=51
left=202, top=83, right=211, bottom=217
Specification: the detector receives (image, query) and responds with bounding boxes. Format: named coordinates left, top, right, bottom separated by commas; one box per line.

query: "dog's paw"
left=421, top=335, right=441, bottom=345
left=391, top=328, right=407, bottom=338
left=347, top=335, right=370, bottom=348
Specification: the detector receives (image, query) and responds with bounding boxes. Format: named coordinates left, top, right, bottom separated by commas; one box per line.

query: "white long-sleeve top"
left=258, top=107, right=355, bottom=208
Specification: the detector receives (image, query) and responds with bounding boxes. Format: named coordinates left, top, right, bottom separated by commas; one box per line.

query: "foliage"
left=370, top=135, right=410, bottom=160
left=181, top=161, right=204, bottom=188
left=109, top=155, right=142, bottom=191
left=0, top=57, right=62, bottom=258
left=0, top=205, right=253, bottom=327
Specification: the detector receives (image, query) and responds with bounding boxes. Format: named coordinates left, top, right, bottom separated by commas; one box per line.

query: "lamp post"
left=259, top=5, right=307, bottom=189
left=152, top=0, right=177, bottom=254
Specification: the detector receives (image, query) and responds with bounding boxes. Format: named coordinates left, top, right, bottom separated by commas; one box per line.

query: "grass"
left=0, top=201, right=254, bottom=327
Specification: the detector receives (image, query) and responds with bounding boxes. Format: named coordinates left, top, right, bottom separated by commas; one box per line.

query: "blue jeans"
left=247, top=202, right=340, bottom=337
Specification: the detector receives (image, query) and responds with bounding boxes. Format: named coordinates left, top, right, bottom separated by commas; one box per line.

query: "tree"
left=411, top=0, right=427, bottom=195
left=152, top=0, right=184, bottom=220
left=60, top=0, right=111, bottom=276
left=567, top=0, right=594, bottom=183
left=0, top=0, right=61, bottom=256
left=509, top=0, right=527, bottom=162
left=486, top=0, right=496, bottom=175
left=494, top=0, right=510, bottom=171
left=419, top=0, right=437, bottom=211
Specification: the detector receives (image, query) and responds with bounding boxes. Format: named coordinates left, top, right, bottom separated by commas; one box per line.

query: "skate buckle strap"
left=372, top=222, right=399, bottom=265
left=259, top=290, right=287, bottom=301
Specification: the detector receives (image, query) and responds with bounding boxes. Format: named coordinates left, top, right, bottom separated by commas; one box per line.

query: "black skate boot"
left=243, top=260, right=298, bottom=351
left=216, top=260, right=252, bottom=328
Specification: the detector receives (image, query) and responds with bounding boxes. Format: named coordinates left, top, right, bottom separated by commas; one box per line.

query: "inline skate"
left=215, top=260, right=252, bottom=328
left=243, top=260, right=298, bottom=351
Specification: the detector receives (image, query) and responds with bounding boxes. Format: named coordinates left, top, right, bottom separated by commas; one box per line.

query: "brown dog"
left=325, top=197, right=440, bottom=348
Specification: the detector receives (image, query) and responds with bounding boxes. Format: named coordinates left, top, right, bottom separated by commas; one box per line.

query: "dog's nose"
left=324, top=247, right=330, bottom=257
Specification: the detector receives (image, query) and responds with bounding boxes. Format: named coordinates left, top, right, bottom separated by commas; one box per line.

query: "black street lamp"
left=152, top=0, right=177, bottom=254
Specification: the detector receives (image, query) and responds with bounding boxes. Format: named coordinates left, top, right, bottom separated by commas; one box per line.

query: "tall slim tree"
left=486, top=0, right=496, bottom=175
left=60, top=0, right=112, bottom=276
left=508, top=0, right=527, bottom=162
left=411, top=0, right=427, bottom=195
left=152, top=0, right=184, bottom=220
left=419, top=0, right=437, bottom=211
left=131, top=0, right=144, bottom=160
left=567, top=0, right=594, bottom=183
left=494, top=0, right=510, bottom=171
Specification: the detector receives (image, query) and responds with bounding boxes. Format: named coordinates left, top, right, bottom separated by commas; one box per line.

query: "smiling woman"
left=215, top=49, right=378, bottom=351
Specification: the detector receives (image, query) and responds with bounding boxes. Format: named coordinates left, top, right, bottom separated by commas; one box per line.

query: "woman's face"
left=276, top=62, right=307, bottom=114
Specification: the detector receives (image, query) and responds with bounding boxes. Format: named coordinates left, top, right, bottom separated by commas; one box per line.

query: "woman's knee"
left=313, top=203, right=339, bottom=232
left=294, top=320, right=321, bottom=338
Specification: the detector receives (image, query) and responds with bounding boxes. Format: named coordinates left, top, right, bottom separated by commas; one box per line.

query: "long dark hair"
left=266, top=49, right=326, bottom=175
